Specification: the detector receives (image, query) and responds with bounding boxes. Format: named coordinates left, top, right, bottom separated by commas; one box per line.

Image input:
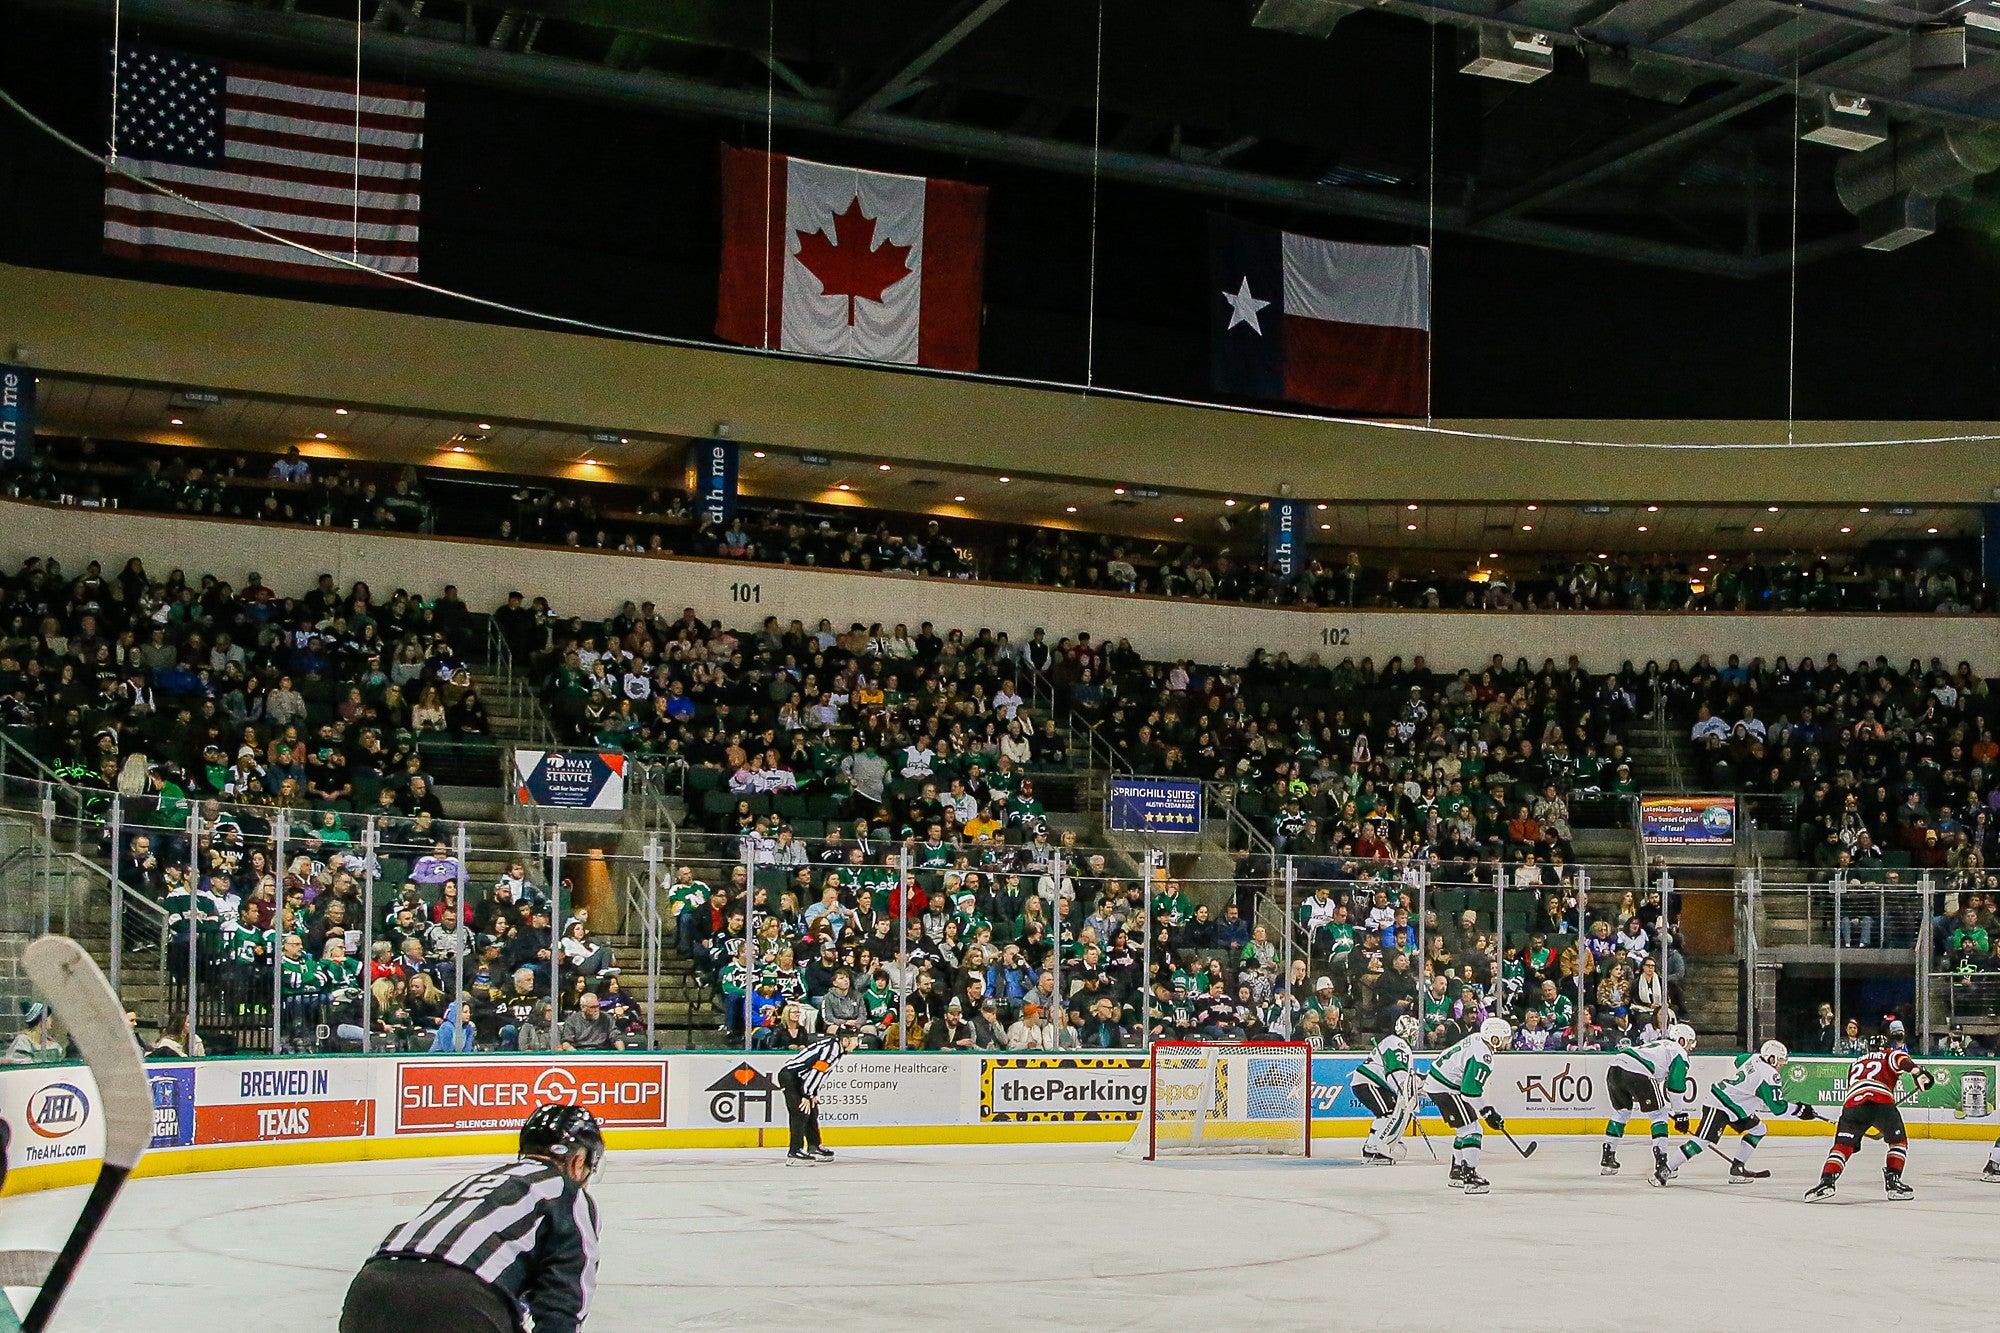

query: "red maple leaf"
left=794, top=197, right=913, bottom=326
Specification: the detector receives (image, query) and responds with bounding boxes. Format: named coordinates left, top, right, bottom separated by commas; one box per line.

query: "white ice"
left=4, top=1138, right=1997, bottom=1330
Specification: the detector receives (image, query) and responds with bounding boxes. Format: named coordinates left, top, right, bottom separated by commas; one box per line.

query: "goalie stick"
left=19, top=936, right=150, bottom=1333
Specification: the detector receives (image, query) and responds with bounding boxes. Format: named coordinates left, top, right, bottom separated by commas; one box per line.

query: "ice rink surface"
left=5, top=1137, right=1998, bottom=1330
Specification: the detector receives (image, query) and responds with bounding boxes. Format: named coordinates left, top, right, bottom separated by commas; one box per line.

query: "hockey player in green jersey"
left=1423, top=1017, right=1511, bottom=1194
left=1348, top=1033, right=1416, bottom=1164
left=1985, top=1132, right=2000, bottom=1183
left=1659, top=1040, right=1820, bottom=1184
left=1601, top=1022, right=1696, bottom=1182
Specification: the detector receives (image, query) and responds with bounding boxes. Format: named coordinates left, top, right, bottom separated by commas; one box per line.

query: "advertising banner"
left=6, top=1072, right=100, bottom=1167
left=511, top=749, right=627, bottom=810
left=678, top=1054, right=963, bottom=1130
left=148, top=1066, right=197, bottom=1149
left=979, top=1056, right=1148, bottom=1122
left=1639, top=795, right=1735, bottom=846
left=396, top=1059, right=668, bottom=1133
left=1105, top=777, right=1203, bottom=834
left=0, top=366, right=33, bottom=469
left=690, top=438, right=739, bottom=526
left=1781, top=1055, right=1999, bottom=1120
left=1265, top=498, right=1301, bottom=581
left=193, top=1060, right=377, bottom=1145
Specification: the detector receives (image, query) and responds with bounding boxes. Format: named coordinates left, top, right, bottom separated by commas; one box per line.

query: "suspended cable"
left=1787, top=16, right=1801, bottom=448
left=1084, top=0, right=1104, bottom=392
left=1425, top=17, right=1437, bottom=429
left=353, top=0, right=364, bottom=263
left=108, top=0, right=122, bottom=164
left=762, top=0, right=776, bottom=352
left=3, top=81, right=1991, bottom=452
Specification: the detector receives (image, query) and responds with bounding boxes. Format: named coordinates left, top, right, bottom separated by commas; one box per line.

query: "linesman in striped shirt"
left=780, top=1030, right=862, bottom=1164
left=340, top=1104, right=603, bottom=1333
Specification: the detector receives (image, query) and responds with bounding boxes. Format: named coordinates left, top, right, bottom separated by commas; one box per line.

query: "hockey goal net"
left=1120, top=1041, right=1313, bottom=1159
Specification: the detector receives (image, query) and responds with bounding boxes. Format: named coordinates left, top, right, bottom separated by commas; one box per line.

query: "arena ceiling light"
left=476, top=423, right=492, bottom=431
left=752, top=450, right=766, bottom=458
left=1801, top=92, right=1889, bottom=152
left=1646, top=505, right=1659, bottom=512
left=1406, top=503, right=1419, bottom=511
left=168, top=417, right=183, bottom=426
left=998, top=475, right=1011, bottom=483
left=313, top=432, right=328, bottom=439
left=333, top=407, right=349, bottom=416
left=1840, top=525, right=1853, bottom=533
left=1405, top=522, right=1418, bottom=531
left=1460, top=27, right=1554, bottom=83
left=1316, top=503, right=1328, bottom=510
left=953, top=494, right=966, bottom=502
left=878, top=463, right=892, bottom=471
left=1173, top=515, right=1185, bottom=523
left=1065, top=505, right=1078, bottom=513
left=1224, top=499, right=1238, bottom=506
left=1113, top=487, right=1126, bottom=495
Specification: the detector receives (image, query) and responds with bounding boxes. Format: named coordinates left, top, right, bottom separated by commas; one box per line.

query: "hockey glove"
left=1790, top=1103, right=1820, bottom=1121
left=1912, top=1069, right=1936, bottom=1092
left=1481, top=1109, right=1505, bottom=1130
left=1671, top=1113, right=1690, bottom=1134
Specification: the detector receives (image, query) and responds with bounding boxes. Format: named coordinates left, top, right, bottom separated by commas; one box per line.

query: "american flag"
left=103, top=45, right=424, bottom=282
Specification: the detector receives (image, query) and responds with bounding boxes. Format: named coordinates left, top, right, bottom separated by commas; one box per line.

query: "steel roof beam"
left=836, top=0, right=1014, bottom=123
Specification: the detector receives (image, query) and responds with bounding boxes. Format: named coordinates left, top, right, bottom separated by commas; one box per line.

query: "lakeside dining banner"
left=1640, top=795, right=1735, bottom=846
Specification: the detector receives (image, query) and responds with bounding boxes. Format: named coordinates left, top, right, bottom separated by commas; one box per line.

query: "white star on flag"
left=1221, top=275, right=1271, bottom=334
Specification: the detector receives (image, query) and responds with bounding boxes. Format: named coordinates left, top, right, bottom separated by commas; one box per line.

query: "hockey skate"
left=786, top=1150, right=817, bottom=1166
left=1648, top=1148, right=1672, bottom=1187
left=1599, top=1145, right=1619, bottom=1176
left=1460, top=1170, right=1491, bottom=1195
left=1982, top=1161, right=2000, bottom=1183
left=810, top=1146, right=836, bottom=1160
left=1884, top=1169, right=1913, bottom=1200
left=1803, top=1175, right=1837, bottom=1201
left=1728, top=1162, right=1769, bottom=1183
left=1447, top=1162, right=1467, bottom=1189
left=1361, top=1142, right=1396, bottom=1165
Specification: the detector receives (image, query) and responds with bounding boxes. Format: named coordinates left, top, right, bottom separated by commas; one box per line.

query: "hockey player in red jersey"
left=1804, top=1019, right=1934, bottom=1202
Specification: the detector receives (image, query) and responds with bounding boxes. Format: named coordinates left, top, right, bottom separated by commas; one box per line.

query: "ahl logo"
left=27, top=1082, right=91, bottom=1138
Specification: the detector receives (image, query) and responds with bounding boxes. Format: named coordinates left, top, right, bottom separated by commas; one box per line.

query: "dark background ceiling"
left=4, top=0, right=2000, bottom=418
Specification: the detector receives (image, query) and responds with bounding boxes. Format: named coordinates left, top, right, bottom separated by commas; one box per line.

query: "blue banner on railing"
left=1265, top=498, right=1300, bottom=580
left=690, top=438, right=738, bottom=526
left=0, top=366, right=33, bottom=469
left=1105, top=777, right=1203, bottom=833
left=512, top=749, right=627, bottom=810
left=149, top=1066, right=196, bottom=1148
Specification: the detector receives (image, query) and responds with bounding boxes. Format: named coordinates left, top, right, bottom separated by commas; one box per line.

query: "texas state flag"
left=1208, top=215, right=1430, bottom=417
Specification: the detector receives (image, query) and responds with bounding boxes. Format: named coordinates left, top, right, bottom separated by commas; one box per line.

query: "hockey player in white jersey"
left=1987, top=1131, right=2000, bottom=1183
left=1423, top=1017, right=1511, bottom=1194
left=1600, top=1022, right=1696, bottom=1183
left=1348, top=1033, right=1417, bottom=1165
left=1659, top=1040, right=1821, bottom=1184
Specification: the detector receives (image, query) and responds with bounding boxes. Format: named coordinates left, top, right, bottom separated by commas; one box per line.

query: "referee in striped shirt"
left=340, top=1104, right=603, bottom=1333
left=780, top=1030, right=862, bottom=1163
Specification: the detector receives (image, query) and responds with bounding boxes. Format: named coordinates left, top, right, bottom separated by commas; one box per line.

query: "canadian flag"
left=716, top=146, right=986, bottom=371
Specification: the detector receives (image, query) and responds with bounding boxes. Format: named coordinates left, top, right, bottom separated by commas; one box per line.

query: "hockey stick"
left=20, top=936, right=151, bottom=1333
left=1399, top=1078, right=1437, bottom=1161
left=1496, top=1123, right=1539, bottom=1158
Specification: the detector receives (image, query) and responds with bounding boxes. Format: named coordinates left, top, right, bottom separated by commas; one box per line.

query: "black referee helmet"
left=519, top=1104, right=605, bottom=1174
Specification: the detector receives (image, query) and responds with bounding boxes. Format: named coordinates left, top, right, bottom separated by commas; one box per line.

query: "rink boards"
left=1, top=1049, right=1992, bottom=1194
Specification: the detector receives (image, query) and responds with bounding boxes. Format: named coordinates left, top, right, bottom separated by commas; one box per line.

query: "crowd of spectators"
left=13, top=436, right=1985, bottom=614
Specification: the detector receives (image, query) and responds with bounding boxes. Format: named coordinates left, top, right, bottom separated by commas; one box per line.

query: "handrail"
left=483, top=617, right=558, bottom=748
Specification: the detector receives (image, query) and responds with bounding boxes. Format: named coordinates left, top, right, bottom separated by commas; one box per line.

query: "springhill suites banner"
left=0, top=367, right=33, bottom=469
left=690, top=438, right=739, bottom=526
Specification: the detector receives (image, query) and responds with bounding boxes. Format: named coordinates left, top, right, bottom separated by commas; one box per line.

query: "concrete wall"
left=5, top=499, right=1996, bottom=672
left=4, top=263, right=1998, bottom=503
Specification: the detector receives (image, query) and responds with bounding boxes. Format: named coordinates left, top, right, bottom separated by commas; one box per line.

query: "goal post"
left=1120, top=1040, right=1314, bottom=1160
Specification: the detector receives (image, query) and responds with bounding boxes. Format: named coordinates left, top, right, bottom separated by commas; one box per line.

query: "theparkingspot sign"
left=979, top=1056, right=1149, bottom=1122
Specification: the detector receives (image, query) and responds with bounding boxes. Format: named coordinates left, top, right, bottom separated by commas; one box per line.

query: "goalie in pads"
left=1348, top=1033, right=1417, bottom=1164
